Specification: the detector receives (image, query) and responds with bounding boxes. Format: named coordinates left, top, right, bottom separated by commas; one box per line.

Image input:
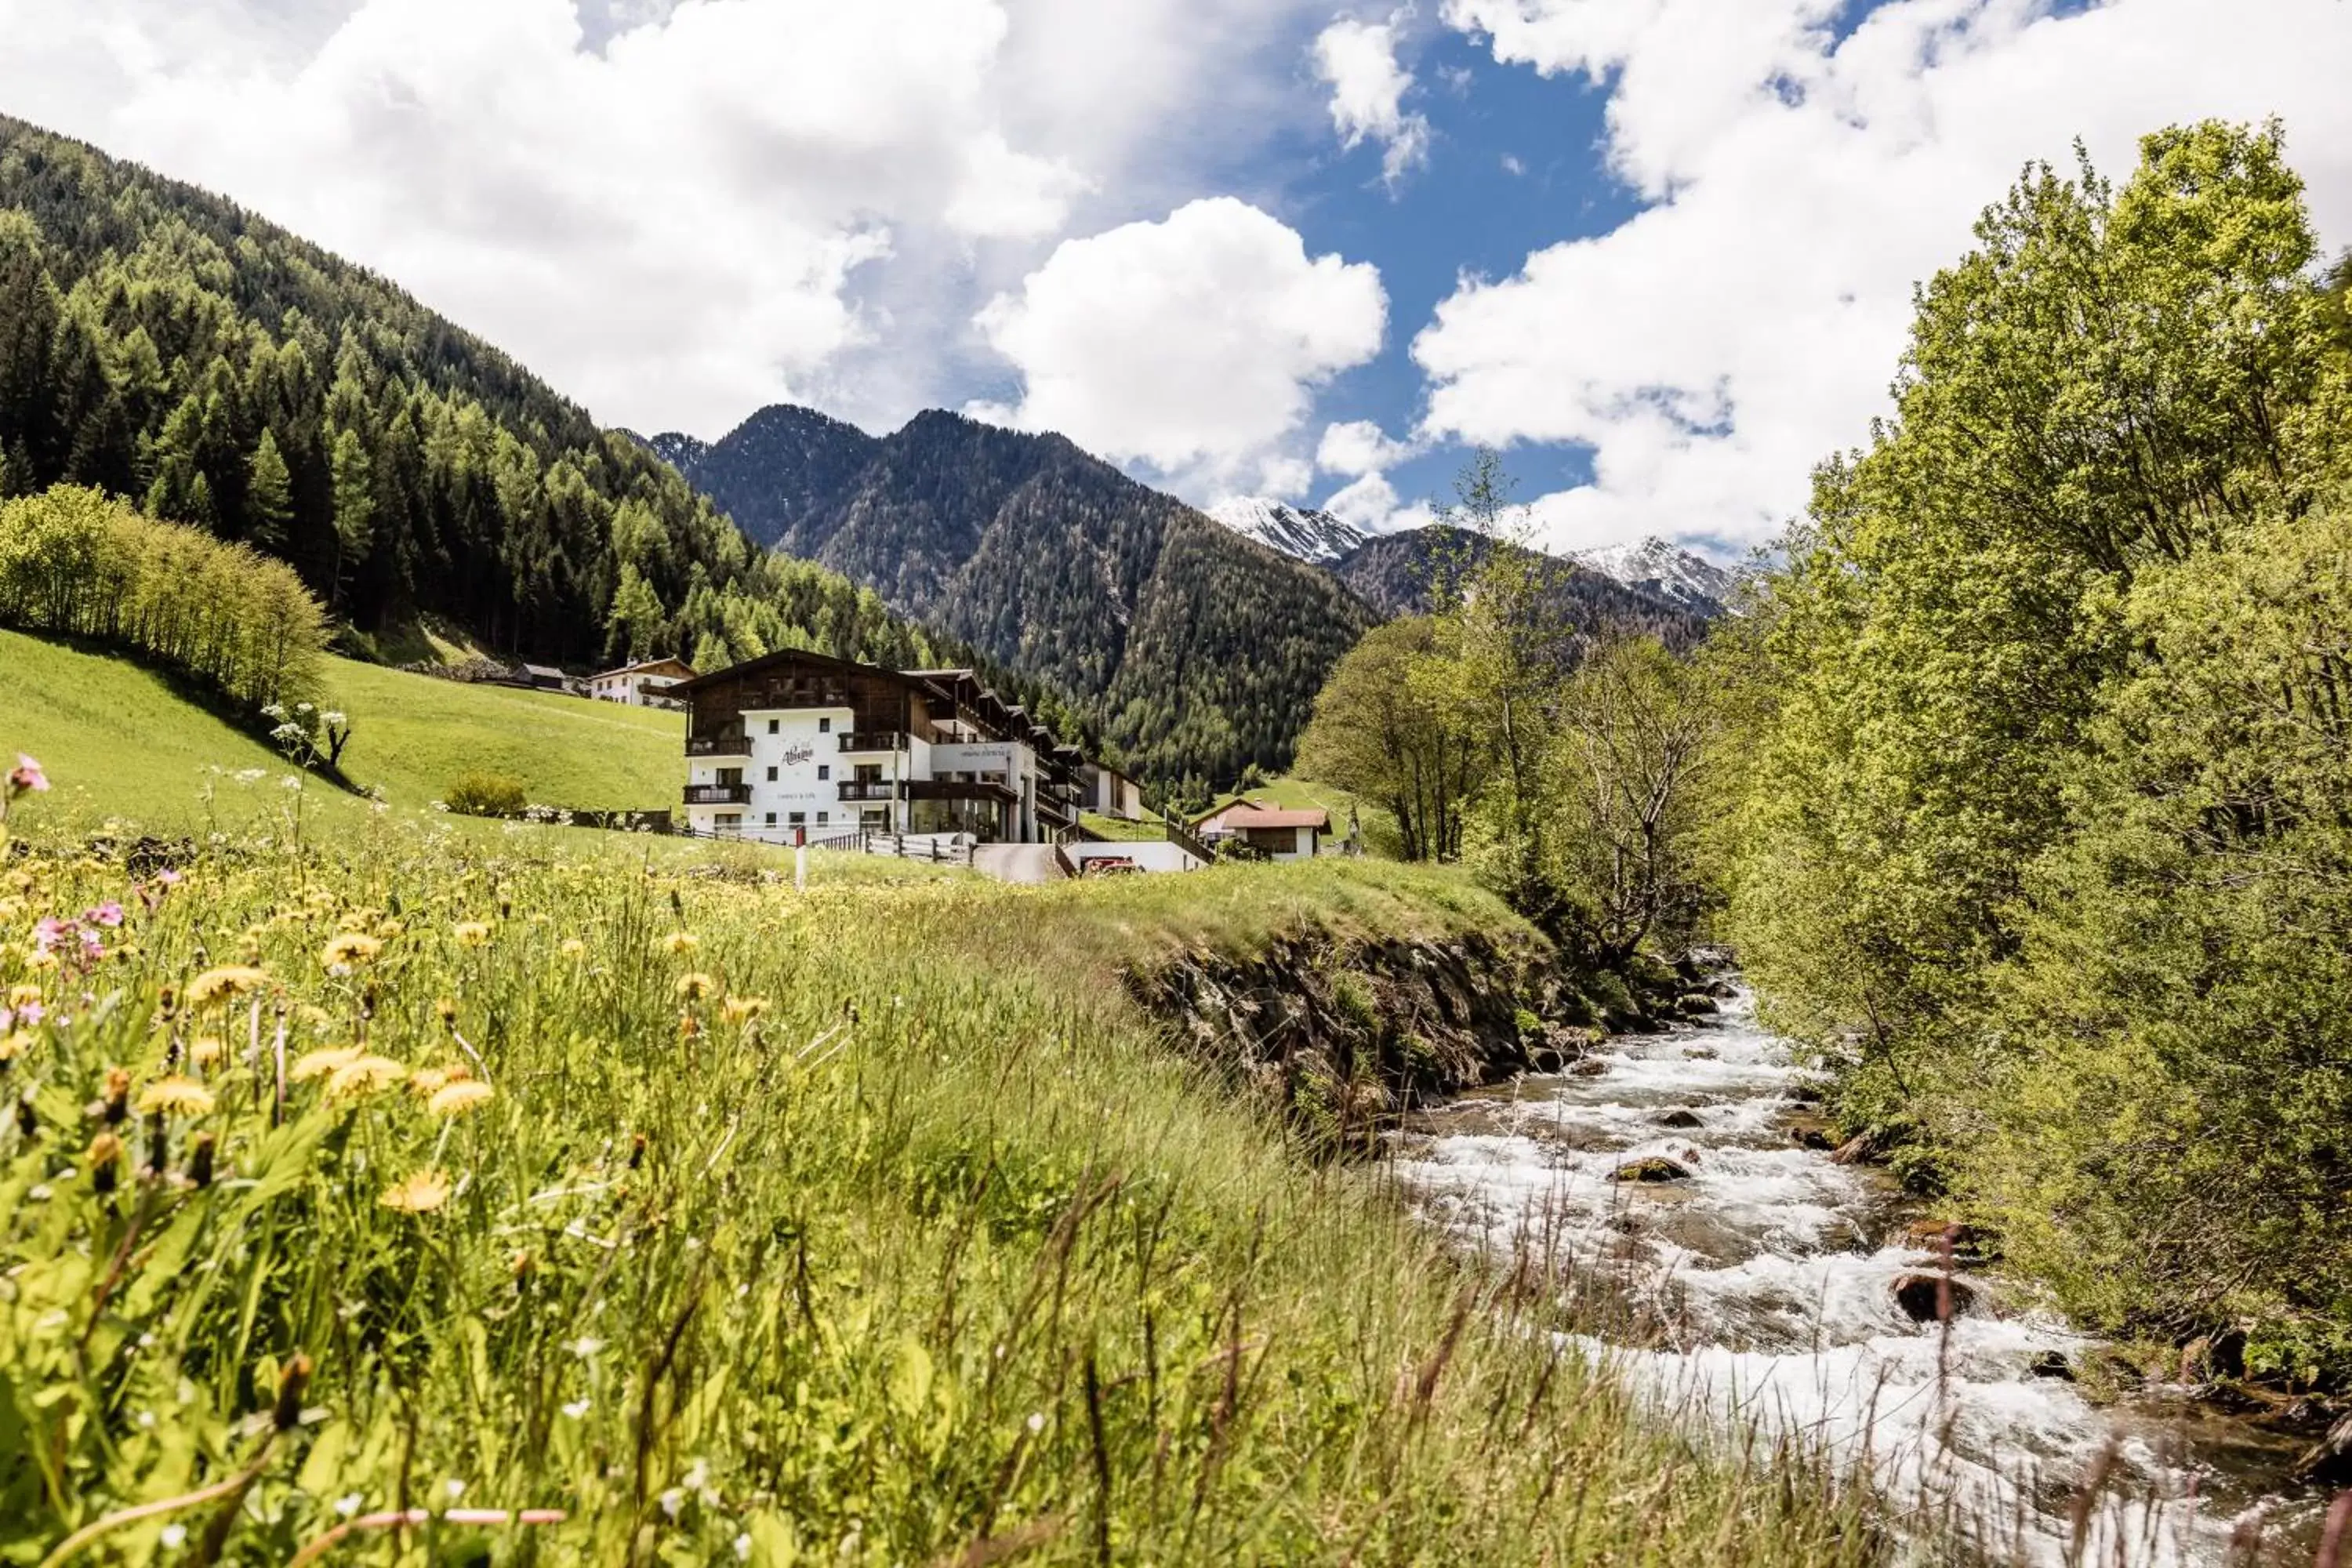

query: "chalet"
left=590, top=657, right=696, bottom=710
left=1192, top=799, right=1330, bottom=862
left=518, top=663, right=575, bottom=695
left=674, top=651, right=1088, bottom=844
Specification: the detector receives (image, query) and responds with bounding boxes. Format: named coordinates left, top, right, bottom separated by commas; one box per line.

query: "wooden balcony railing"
left=838, top=731, right=909, bottom=753
left=837, top=781, right=903, bottom=803
left=686, top=735, right=751, bottom=757
left=684, top=784, right=752, bottom=806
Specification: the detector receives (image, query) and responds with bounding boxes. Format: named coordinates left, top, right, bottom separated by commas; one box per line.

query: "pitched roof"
left=592, top=657, right=696, bottom=681
left=1210, top=806, right=1329, bottom=832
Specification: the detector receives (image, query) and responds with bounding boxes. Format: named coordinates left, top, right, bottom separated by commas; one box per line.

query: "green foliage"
left=444, top=769, right=528, bottom=818
left=1719, top=119, right=2352, bottom=1373
left=1295, top=617, right=1475, bottom=862
left=0, top=809, right=1879, bottom=1566
left=0, top=484, right=326, bottom=711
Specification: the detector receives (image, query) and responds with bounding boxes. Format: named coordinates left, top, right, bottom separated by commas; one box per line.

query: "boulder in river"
left=1829, top=1131, right=1884, bottom=1165
left=1612, top=1156, right=1693, bottom=1183
left=1568, top=1057, right=1610, bottom=1078
left=2027, top=1351, right=2076, bottom=1381
left=1891, top=1272, right=1979, bottom=1323
left=1677, top=992, right=1720, bottom=1015
left=1788, top=1120, right=1836, bottom=1151
left=1656, top=1109, right=1705, bottom=1130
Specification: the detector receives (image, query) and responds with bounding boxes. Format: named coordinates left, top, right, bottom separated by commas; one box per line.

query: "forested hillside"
left=662, top=406, right=1380, bottom=780
left=0, top=115, right=961, bottom=681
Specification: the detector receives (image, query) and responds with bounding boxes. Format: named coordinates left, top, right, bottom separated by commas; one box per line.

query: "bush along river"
left=1388, top=986, right=2343, bottom=1565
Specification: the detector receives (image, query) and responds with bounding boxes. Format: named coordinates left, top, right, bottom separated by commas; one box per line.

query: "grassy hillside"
left=0, top=629, right=681, bottom=834
left=0, top=786, right=1879, bottom=1565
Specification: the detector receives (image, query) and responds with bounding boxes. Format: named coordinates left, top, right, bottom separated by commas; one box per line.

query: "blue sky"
left=1283, top=27, right=1638, bottom=532
left=3, top=0, right=2347, bottom=557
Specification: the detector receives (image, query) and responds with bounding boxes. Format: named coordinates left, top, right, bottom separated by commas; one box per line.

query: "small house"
left=590, top=657, right=697, bottom=710
left=1192, top=799, right=1330, bottom=862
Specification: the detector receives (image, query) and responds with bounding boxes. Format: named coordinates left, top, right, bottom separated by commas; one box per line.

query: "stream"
left=1388, top=989, right=2334, bottom=1566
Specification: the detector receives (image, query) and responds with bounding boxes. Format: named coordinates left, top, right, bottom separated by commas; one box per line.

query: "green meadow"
left=0, top=751, right=1882, bottom=1565
left=0, top=628, right=682, bottom=836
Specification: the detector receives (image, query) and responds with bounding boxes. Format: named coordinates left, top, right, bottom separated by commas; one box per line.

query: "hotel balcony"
left=684, top=783, right=753, bottom=806
left=905, top=779, right=1019, bottom=807
left=838, top=781, right=905, bottom=803
left=685, top=735, right=752, bottom=758
left=838, top=731, right=909, bottom=754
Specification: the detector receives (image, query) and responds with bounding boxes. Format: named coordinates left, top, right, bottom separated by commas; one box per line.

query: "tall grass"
left=0, top=776, right=1880, bottom=1564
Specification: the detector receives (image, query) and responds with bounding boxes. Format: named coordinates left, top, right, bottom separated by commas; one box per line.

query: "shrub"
left=444, top=770, right=528, bottom=818
left=0, top=485, right=327, bottom=712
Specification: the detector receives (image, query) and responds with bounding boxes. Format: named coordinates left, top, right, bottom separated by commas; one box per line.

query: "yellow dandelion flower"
left=434, top=998, right=459, bottom=1025
left=559, top=938, right=586, bottom=959
left=408, top=1066, right=452, bottom=1099
left=326, top=1054, right=407, bottom=1098
left=185, top=966, right=269, bottom=1009
left=24, top=949, right=58, bottom=973
left=289, top=1045, right=364, bottom=1083
left=321, top=932, right=383, bottom=970
left=661, top=931, right=699, bottom=956
left=721, top=996, right=768, bottom=1025
left=453, top=921, right=493, bottom=948
left=189, top=1036, right=226, bottom=1069
left=427, top=1080, right=495, bottom=1117
left=136, top=1076, right=216, bottom=1117
left=379, top=1168, right=452, bottom=1213
left=675, top=972, right=717, bottom=1001
left=7, top=984, right=39, bottom=1010
left=0, top=1031, right=29, bottom=1063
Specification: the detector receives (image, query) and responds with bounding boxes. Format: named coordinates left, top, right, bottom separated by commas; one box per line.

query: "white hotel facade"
left=677, top=650, right=1093, bottom=843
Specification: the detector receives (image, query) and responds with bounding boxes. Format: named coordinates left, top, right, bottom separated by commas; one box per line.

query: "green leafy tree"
left=1294, top=616, right=1475, bottom=862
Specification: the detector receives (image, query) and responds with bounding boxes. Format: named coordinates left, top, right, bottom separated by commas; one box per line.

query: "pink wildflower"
left=6, top=755, right=48, bottom=796
left=86, top=902, right=125, bottom=929
left=32, top=919, right=67, bottom=954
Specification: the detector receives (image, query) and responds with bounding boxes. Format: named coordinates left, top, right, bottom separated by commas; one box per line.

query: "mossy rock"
left=1611, top=1156, right=1693, bottom=1183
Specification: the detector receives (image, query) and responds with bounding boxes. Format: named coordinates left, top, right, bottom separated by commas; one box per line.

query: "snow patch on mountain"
left=1206, top=497, right=1367, bottom=564
left=1573, top=537, right=1739, bottom=614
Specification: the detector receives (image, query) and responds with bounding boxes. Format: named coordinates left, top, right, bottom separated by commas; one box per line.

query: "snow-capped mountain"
left=1207, top=497, right=1367, bottom=564
left=1573, top=537, right=1739, bottom=615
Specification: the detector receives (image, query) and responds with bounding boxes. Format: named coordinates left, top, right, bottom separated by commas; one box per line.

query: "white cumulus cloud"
left=1312, top=13, right=1431, bottom=187
left=0, top=0, right=1334, bottom=440
left=971, top=197, right=1388, bottom=495
left=1423, top=0, right=2352, bottom=553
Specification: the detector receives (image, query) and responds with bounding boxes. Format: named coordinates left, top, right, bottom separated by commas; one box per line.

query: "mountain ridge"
left=655, top=405, right=1380, bottom=781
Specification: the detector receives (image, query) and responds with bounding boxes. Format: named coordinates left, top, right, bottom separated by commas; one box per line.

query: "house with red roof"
left=1189, top=798, right=1331, bottom=862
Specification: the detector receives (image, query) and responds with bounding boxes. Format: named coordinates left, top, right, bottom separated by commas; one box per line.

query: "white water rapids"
left=1388, top=991, right=2329, bottom=1566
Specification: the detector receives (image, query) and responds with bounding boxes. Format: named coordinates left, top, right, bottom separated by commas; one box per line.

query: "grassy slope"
left=0, top=630, right=682, bottom=833
left=0, top=798, right=1878, bottom=1565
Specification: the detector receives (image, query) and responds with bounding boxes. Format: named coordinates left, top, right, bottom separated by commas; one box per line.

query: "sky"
left=1, top=0, right=2349, bottom=560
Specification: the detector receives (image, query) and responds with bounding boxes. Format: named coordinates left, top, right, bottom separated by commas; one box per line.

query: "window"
left=818, top=811, right=829, bottom=825
left=816, top=765, right=829, bottom=781
left=766, top=766, right=778, bottom=782
left=764, top=812, right=776, bottom=826
left=768, top=719, right=779, bottom=735
left=788, top=811, right=806, bottom=826
left=818, top=717, right=831, bottom=733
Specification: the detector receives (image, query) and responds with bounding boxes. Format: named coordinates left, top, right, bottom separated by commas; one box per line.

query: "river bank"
left=1388, top=989, right=2340, bottom=1565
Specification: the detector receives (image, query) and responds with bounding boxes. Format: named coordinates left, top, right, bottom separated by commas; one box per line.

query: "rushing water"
left=1388, top=990, right=2332, bottom=1566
